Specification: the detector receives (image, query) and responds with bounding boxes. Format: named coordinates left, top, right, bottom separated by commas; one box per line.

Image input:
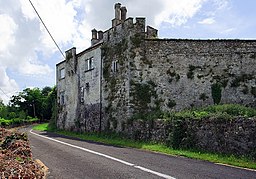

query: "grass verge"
left=33, top=123, right=256, bottom=170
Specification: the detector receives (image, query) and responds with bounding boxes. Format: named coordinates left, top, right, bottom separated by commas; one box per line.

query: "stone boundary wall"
left=140, top=39, right=256, bottom=111
left=123, top=117, right=256, bottom=158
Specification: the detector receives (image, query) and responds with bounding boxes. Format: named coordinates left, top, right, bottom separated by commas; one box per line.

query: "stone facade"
left=56, top=3, right=256, bottom=132
left=123, top=117, right=256, bottom=158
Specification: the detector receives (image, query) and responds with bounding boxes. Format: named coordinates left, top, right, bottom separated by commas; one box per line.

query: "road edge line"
left=30, top=129, right=176, bottom=179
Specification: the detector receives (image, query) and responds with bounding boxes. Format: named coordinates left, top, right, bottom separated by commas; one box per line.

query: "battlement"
left=90, top=3, right=158, bottom=46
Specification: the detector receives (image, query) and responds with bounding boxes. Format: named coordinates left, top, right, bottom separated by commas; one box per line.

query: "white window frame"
left=60, top=68, right=65, bottom=79
left=112, top=60, right=118, bottom=73
left=85, top=57, right=94, bottom=72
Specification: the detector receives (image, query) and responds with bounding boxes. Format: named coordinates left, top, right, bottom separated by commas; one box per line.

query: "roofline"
left=145, top=38, right=256, bottom=42
left=77, top=42, right=103, bottom=57
left=56, top=42, right=103, bottom=67
left=56, top=59, right=66, bottom=66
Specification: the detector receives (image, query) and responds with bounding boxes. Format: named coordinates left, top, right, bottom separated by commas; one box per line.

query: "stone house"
left=56, top=3, right=256, bottom=132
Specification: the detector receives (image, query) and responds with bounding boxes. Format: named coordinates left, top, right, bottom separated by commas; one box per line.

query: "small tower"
left=98, top=31, right=103, bottom=40
left=112, top=3, right=122, bottom=27
left=120, top=6, right=127, bottom=21
left=91, top=29, right=98, bottom=46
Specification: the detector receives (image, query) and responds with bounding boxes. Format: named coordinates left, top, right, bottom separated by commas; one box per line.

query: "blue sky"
left=0, top=0, right=256, bottom=103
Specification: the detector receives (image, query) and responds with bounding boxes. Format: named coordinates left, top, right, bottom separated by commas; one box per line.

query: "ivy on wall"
left=211, top=83, right=222, bottom=104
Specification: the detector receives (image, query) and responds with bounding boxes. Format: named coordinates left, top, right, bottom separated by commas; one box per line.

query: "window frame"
left=60, top=68, right=65, bottom=79
left=112, top=60, right=118, bottom=73
left=85, top=57, right=94, bottom=72
left=60, top=91, right=65, bottom=105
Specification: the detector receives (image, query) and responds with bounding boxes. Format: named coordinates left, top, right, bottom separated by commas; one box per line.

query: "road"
left=26, top=128, right=256, bottom=179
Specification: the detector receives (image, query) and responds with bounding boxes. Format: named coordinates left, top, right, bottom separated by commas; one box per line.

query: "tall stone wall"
left=76, top=45, right=102, bottom=132
left=56, top=48, right=79, bottom=130
left=101, top=20, right=256, bottom=132
left=101, top=18, right=147, bottom=131
left=56, top=45, right=103, bottom=132
left=123, top=117, right=256, bottom=158
left=57, top=7, right=256, bottom=133
left=129, top=39, right=256, bottom=114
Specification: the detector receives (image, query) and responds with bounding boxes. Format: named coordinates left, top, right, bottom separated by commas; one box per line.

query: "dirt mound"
left=0, top=128, right=45, bottom=178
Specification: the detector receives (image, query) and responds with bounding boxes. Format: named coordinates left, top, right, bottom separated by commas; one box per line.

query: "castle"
left=56, top=3, right=256, bottom=132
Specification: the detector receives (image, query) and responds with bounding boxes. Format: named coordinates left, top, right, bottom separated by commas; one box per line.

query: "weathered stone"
left=56, top=3, right=256, bottom=136
left=123, top=117, right=256, bottom=158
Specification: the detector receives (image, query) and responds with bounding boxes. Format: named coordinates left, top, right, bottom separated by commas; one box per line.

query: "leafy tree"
left=0, top=100, right=8, bottom=119
left=9, top=87, right=56, bottom=121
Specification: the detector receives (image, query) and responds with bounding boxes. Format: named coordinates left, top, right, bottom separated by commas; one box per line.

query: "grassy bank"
left=33, top=123, right=256, bottom=170
left=0, top=117, right=39, bottom=127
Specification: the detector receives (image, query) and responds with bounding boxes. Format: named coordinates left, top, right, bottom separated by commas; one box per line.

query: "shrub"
left=0, top=118, right=12, bottom=126
left=201, top=104, right=256, bottom=117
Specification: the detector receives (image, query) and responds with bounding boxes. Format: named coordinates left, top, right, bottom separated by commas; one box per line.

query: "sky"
left=0, top=0, right=256, bottom=104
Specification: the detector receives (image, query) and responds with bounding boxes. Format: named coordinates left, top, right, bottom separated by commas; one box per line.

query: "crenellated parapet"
left=91, top=3, right=158, bottom=46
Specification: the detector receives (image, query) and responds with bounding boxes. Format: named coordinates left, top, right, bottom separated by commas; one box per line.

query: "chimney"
left=115, top=3, right=121, bottom=20
left=98, top=31, right=103, bottom=40
left=91, top=29, right=98, bottom=46
left=120, top=6, right=127, bottom=21
left=112, top=3, right=121, bottom=27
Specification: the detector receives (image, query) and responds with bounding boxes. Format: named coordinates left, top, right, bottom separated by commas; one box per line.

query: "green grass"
left=33, top=123, right=256, bottom=170
left=32, top=123, right=49, bottom=131
left=0, top=117, right=39, bottom=126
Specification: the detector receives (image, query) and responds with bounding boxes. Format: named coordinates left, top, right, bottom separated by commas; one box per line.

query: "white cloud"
left=155, top=0, right=207, bottom=26
left=221, top=28, right=235, bottom=34
left=198, top=17, right=215, bottom=24
left=0, top=0, right=253, bottom=103
left=213, top=0, right=230, bottom=10
left=19, top=60, right=52, bottom=75
left=21, top=0, right=78, bottom=49
left=0, top=14, right=17, bottom=53
left=0, top=67, right=19, bottom=104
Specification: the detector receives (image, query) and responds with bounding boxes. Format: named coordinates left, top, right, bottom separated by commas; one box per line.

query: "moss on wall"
left=211, top=83, right=222, bottom=104
left=231, top=74, right=254, bottom=87
left=251, top=87, right=256, bottom=97
left=131, top=80, right=157, bottom=113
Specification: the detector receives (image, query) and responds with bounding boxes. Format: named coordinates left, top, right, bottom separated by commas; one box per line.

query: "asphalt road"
left=26, top=128, right=256, bottom=179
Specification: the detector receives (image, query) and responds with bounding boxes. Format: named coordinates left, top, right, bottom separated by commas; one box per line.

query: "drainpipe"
left=99, top=45, right=103, bottom=132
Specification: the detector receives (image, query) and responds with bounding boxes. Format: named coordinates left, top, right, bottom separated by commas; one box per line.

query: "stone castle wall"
left=137, top=39, right=256, bottom=111
left=56, top=48, right=79, bottom=130
left=101, top=20, right=256, bottom=131
left=57, top=3, right=256, bottom=133
left=122, top=117, right=256, bottom=158
left=101, top=18, right=149, bottom=131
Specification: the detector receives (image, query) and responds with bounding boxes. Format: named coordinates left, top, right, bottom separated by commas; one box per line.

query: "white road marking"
left=30, top=130, right=176, bottom=179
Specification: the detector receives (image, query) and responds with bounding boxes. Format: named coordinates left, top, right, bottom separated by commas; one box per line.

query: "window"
left=60, top=92, right=65, bottom=105
left=85, top=83, right=90, bottom=94
left=80, top=87, right=84, bottom=103
left=60, top=68, right=65, bottom=79
left=112, top=60, right=118, bottom=73
left=85, top=57, right=94, bottom=71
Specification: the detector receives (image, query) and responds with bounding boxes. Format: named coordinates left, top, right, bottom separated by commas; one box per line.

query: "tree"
left=8, top=86, right=56, bottom=121
left=0, top=100, right=8, bottom=119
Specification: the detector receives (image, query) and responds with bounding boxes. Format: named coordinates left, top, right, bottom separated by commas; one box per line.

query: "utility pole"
left=32, top=100, right=36, bottom=118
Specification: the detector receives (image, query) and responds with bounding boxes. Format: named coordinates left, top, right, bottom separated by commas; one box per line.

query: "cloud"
left=155, top=0, right=207, bottom=26
left=0, top=14, right=17, bottom=53
left=0, top=0, right=254, bottom=103
left=19, top=60, right=52, bottom=75
left=0, top=67, right=19, bottom=104
left=221, top=28, right=235, bottom=34
left=198, top=17, right=215, bottom=24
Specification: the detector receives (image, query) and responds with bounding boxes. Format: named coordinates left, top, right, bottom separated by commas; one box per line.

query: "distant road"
left=26, top=128, right=256, bottom=179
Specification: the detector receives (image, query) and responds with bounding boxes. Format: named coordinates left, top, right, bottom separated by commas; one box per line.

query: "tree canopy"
left=1, top=86, right=56, bottom=121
